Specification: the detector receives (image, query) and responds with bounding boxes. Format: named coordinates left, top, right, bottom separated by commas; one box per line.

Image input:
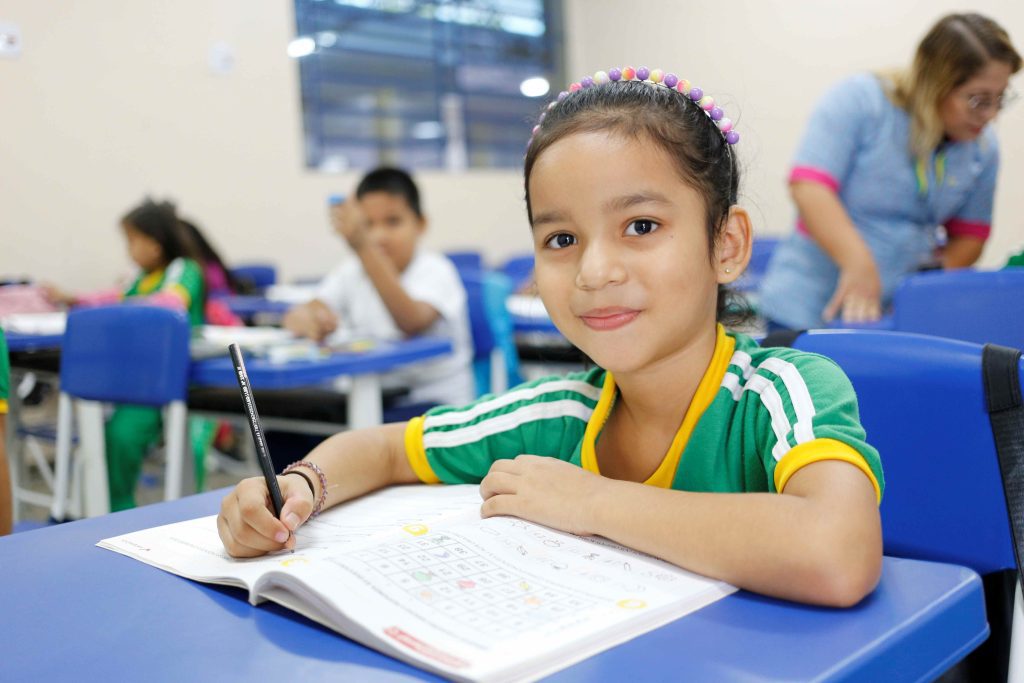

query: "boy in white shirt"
left=284, top=168, right=474, bottom=406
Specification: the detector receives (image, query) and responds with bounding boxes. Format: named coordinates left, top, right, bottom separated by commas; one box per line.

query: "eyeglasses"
left=964, top=86, right=1019, bottom=113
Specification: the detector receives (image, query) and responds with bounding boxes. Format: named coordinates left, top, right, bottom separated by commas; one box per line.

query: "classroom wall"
left=1, top=0, right=1021, bottom=290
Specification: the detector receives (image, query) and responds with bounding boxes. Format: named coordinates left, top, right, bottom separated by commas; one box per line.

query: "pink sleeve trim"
left=140, top=291, right=188, bottom=311
left=789, top=166, right=840, bottom=193
left=74, top=288, right=123, bottom=307
left=945, top=218, right=991, bottom=240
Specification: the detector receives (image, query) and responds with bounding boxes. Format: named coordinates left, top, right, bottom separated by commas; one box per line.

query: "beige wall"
left=1, top=1, right=1022, bottom=290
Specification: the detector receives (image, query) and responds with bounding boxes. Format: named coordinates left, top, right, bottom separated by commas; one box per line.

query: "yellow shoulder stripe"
left=774, top=437, right=882, bottom=504
left=169, top=283, right=192, bottom=307
left=404, top=416, right=440, bottom=484
left=0, top=398, right=8, bottom=415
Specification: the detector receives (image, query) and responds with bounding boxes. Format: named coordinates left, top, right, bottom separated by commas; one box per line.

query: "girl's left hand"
left=479, top=456, right=607, bottom=535
left=328, top=200, right=371, bottom=251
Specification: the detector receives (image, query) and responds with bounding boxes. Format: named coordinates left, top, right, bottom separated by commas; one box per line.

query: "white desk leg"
left=162, top=402, right=188, bottom=501
left=348, top=375, right=383, bottom=430
left=77, top=401, right=110, bottom=518
left=1009, top=580, right=1024, bottom=682
left=50, top=393, right=74, bottom=521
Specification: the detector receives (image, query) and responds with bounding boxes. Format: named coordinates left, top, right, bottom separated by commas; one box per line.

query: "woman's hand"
left=822, top=256, right=883, bottom=323
left=329, top=200, right=371, bottom=252
left=218, top=474, right=316, bottom=558
left=479, top=456, right=609, bottom=536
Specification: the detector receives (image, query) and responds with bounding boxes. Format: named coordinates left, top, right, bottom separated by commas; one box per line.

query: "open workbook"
left=99, top=485, right=735, bottom=683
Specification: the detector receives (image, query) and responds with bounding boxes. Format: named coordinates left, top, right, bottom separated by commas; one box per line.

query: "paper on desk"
left=265, top=284, right=318, bottom=304
left=0, top=312, right=67, bottom=335
left=505, top=296, right=549, bottom=319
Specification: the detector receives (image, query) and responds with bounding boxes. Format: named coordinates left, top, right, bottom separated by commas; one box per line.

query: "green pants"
left=105, top=406, right=213, bottom=511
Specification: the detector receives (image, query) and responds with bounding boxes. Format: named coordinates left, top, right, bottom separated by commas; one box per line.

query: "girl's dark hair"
left=524, top=80, right=748, bottom=325
left=178, top=218, right=247, bottom=294
left=356, top=166, right=423, bottom=218
left=121, top=199, right=197, bottom=266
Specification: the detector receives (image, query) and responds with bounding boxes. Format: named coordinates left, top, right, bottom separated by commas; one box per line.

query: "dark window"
left=292, top=0, right=565, bottom=171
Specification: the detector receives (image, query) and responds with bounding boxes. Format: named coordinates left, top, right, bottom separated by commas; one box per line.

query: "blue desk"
left=5, top=330, right=64, bottom=353
left=0, top=490, right=987, bottom=682
left=191, top=336, right=451, bottom=429
left=190, top=336, right=451, bottom=390
left=214, top=294, right=291, bottom=319
left=826, top=315, right=896, bottom=331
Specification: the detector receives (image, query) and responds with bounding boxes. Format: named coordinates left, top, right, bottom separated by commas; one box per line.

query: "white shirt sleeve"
left=402, top=251, right=467, bottom=324
left=314, top=260, right=355, bottom=313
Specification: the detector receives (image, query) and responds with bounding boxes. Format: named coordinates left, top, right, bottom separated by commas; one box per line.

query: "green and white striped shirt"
left=405, top=325, right=883, bottom=501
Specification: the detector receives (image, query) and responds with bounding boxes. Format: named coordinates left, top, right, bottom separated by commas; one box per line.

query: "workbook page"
left=98, top=484, right=483, bottom=596
left=276, top=511, right=735, bottom=682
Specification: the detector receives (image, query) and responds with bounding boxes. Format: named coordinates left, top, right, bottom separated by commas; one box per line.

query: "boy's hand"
left=479, top=456, right=606, bottom=536
left=329, top=200, right=371, bottom=252
left=283, top=300, right=338, bottom=342
left=218, top=475, right=315, bottom=557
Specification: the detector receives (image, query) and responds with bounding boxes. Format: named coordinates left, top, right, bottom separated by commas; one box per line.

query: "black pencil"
left=229, top=343, right=285, bottom=519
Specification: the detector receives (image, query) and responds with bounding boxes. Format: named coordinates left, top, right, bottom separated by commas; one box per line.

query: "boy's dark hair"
left=121, top=199, right=197, bottom=266
left=524, top=80, right=748, bottom=325
left=356, top=167, right=423, bottom=218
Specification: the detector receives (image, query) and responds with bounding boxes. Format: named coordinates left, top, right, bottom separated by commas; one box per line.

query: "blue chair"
left=788, top=329, right=1022, bottom=675
left=230, top=264, right=278, bottom=292
left=444, top=251, right=484, bottom=275
left=500, top=253, right=535, bottom=292
left=51, top=305, right=192, bottom=519
left=736, top=236, right=780, bottom=294
left=891, top=269, right=1024, bottom=348
left=460, top=270, right=521, bottom=396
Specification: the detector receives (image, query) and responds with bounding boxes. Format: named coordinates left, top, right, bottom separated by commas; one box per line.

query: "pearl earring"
left=724, top=267, right=732, bottom=274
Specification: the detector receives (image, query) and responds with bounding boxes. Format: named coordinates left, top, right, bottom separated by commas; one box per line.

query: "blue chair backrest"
left=230, top=264, right=277, bottom=290
left=61, top=305, right=191, bottom=406
left=736, top=237, right=780, bottom=293
left=457, top=269, right=521, bottom=395
left=460, top=272, right=496, bottom=361
left=500, top=253, right=535, bottom=291
left=791, top=329, right=1017, bottom=574
left=445, top=251, right=484, bottom=275
left=892, top=269, right=1024, bottom=348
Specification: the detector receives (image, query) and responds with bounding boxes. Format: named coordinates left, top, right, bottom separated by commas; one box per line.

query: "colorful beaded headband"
left=533, top=66, right=739, bottom=145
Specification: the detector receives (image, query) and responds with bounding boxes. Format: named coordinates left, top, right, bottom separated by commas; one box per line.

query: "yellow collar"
left=137, top=268, right=165, bottom=295
left=580, top=324, right=735, bottom=487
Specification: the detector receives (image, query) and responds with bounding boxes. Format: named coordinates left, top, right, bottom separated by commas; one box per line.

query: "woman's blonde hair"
left=885, top=13, right=1021, bottom=160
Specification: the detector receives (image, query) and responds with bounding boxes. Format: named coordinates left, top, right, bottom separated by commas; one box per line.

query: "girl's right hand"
left=217, top=475, right=315, bottom=558
left=822, top=257, right=883, bottom=324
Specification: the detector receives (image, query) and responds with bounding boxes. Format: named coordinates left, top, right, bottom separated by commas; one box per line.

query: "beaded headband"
left=532, top=66, right=739, bottom=146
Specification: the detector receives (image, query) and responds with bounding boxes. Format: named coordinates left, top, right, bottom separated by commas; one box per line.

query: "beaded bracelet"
left=283, top=460, right=328, bottom=518
left=282, top=469, right=316, bottom=500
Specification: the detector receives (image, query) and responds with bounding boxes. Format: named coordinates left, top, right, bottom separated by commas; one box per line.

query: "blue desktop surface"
left=215, top=295, right=292, bottom=318
left=189, top=336, right=452, bottom=389
left=5, top=330, right=64, bottom=353
left=0, top=490, right=986, bottom=682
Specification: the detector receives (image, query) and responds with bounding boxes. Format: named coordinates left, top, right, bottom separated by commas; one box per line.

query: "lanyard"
left=915, top=151, right=947, bottom=196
